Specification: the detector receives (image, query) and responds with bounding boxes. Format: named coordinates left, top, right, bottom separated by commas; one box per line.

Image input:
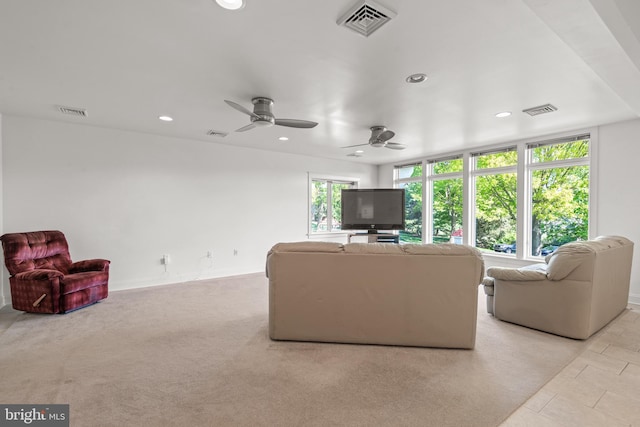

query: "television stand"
left=347, top=233, right=400, bottom=244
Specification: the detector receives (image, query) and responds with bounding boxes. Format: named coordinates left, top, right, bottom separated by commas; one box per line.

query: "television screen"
left=341, top=188, right=405, bottom=232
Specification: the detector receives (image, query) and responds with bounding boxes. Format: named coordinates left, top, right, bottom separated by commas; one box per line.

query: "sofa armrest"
left=487, top=264, right=547, bottom=281
left=14, top=269, right=64, bottom=281
left=69, top=259, right=110, bottom=273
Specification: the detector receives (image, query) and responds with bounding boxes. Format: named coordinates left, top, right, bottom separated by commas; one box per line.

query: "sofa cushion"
left=0, top=231, right=72, bottom=275
left=61, top=271, right=109, bottom=294
left=545, top=241, right=600, bottom=280
left=402, top=243, right=478, bottom=256
left=545, top=236, right=633, bottom=281
left=487, top=264, right=547, bottom=281
left=269, top=242, right=344, bottom=253
left=344, top=243, right=404, bottom=254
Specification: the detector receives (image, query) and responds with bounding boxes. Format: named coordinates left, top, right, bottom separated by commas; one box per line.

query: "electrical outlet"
left=233, top=249, right=238, bottom=256
left=206, top=250, right=213, bottom=259
left=162, top=254, right=170, bottom=265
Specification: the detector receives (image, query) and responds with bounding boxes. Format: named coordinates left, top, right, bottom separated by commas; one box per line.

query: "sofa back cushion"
left=545, top=235, right=633, bottom=281
left=0, top=231, right=72, bottom=276
left=344, top=243, right=404, bottom=254
left=269, top=241, right=344, bottom=253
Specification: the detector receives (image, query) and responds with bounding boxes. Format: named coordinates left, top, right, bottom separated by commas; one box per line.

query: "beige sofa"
left=483, top=236, right=634, bottom=339
left=266, top=241, right=485, bottom=349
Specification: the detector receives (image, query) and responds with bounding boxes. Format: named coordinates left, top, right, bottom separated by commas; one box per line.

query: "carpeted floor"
left=0, top=273, right=591, bottom=426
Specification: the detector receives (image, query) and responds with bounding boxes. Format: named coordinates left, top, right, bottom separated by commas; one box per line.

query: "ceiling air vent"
left=57, top=105, right=88, bottom=117
left=207, top=130, right=228, bottom=138
left=337, top=0, right=397, bottom=37
left=522, top=104, right=557, bottom=117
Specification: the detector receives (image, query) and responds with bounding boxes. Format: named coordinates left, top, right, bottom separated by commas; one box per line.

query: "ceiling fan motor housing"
left=251, top=97, right=276, bottom=126
left=370, top=125, right=391, bottom=147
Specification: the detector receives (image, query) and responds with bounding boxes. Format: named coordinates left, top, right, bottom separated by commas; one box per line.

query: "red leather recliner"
left=1, top=230, right=110, bottom=313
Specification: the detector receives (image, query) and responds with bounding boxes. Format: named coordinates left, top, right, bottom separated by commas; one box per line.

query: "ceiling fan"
left=224, top=97, right=318, bottom=132
left=342, top=126, right=407, bottom=150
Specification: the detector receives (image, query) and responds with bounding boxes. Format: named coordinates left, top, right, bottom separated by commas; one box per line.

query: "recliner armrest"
left=487, top=264, right=547, bottom=281
left=69, top=259, right=111, bottom=273
left=14, top=269, right=64, bottom=280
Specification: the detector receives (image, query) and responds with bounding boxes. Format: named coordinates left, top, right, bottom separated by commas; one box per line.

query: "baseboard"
left=110, top=269, right=264, bottom=292
left=629, top=293, right=640, bottom=305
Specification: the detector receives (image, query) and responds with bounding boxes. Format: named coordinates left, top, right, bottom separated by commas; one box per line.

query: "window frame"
left=394, top=162, right=425, bottom=243
left=521, top=134, right=592, bottom=258
left=307, top=173, right=359, bottom=236
left=470, top=147, right=518, bottom=254
left=426, top=156, right=464, bottom=244
left=392, top=128, right=597, bottom=261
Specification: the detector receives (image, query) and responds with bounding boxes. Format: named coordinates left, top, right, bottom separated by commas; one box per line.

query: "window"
left=309, top=175, right=357, bottom=234
left=429, top=157, right=463, bottom=244
left=391, top=130, right=592, bottom=259
left=526, top=136, right=590, bottom=256
left=394, top=164, right=423, bottom=243
left=472, top=148, right=518, bottom=253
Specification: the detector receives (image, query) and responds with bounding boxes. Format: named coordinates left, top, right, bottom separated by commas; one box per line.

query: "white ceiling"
left=1, top=0, right=639, bottom=165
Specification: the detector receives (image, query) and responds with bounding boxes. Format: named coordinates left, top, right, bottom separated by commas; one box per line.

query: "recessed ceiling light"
left=215, top=0, right=245, bottom=10
left=278, top=136, right=289, bottom=141
left=406, top=73, right=427, bottom=84
left=495, top=111, right=512, bottom=118
left=158, top=115, right=173, bottom=122
left=355, top=150, right=364, bottom=154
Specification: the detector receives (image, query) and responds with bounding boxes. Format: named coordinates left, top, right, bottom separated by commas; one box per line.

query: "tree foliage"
left=400, top=140, right=589, bottom=253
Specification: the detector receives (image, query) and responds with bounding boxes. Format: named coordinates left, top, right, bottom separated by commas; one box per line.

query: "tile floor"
left=2, top=303, right=639, bottom=426
left=502, top=303, right=640, bottom=427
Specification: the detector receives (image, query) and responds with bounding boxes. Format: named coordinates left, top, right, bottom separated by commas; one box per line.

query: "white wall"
left=597, top=118, right=640, bottom=303
left=378, top=119, right=640, bottom=304
left=0, top=116, right=377, bottom=301
left=0, top=114, right=4, bottom=307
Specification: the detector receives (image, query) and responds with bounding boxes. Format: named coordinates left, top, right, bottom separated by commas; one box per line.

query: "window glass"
left=310, top=178, right=355, bottom=233
left=528, top=138, right=589, bottom=255
left=310, top=180, right=328, bottom=232
left=397, top=164, right=422, bottom=179
left=475, top=173, right=517, bottom=253
left=330, top=182, right=352, bottom=231
left=531, top=140, right=589, bottom=163
left=398, top=181, right=423, bottom=243
left=473, top=149, right=518, bottom=254
left=475, top=149, right=517, bottom=168
left=432, top=177, right=463, bottom=243
left=530, top=165, right=589, bottom=256
left=433, top=158, right=463, bottom=174
left=395, top=164, right=423, bottom=243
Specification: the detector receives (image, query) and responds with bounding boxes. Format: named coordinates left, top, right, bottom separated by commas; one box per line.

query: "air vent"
left=57, top=106, right=88, bottom=117
left=337, top=0, right=397, bottom=37
left=522, top=104, right=557, bottom=116
left=207, top=130, right=228, bottom=138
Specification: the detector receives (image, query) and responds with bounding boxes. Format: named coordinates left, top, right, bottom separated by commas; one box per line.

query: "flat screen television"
left=341, top=188, right=405, bottom=233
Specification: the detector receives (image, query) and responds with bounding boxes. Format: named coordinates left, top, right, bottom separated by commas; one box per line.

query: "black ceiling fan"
left=224, top=97, right=318, bottom=132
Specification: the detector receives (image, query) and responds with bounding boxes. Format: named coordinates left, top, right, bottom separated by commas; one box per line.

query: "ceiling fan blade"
left=235, top=123, right=257, bottom=132
left=225, top=100, right=259, bottom=119
left=386, top=142, right=406, bottom=150
left=341, top=143, right=369, bottom=149
left=274, top=118, right=318, bottom=129
left=379, top=130, right=395, bottom=141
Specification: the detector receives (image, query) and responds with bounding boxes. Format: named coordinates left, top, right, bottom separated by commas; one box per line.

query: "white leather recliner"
left=483, top=236, right=634, bottom=339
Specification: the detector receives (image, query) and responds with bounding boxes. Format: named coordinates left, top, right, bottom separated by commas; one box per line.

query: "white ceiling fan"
left=224, top=97, right=318, bottom=132
left=342, top=126, right=406, bottom=150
